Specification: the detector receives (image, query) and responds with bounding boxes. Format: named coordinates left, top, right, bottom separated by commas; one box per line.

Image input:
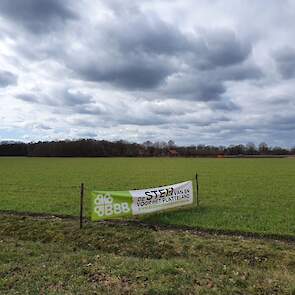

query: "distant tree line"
left=0, top=139, right=294, bottom=157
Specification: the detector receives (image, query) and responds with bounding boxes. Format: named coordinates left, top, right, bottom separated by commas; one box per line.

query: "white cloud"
left=0, top=0, right=295, bottom=147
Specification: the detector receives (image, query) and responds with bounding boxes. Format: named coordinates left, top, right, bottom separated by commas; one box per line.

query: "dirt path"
left=1, top=209, right=295, bottom=244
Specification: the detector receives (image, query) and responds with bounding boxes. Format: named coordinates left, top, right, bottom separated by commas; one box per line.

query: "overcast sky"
left=1, top=0, right=295, bottom=146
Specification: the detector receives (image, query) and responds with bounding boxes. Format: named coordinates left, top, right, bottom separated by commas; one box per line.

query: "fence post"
left=80, top=183, right=84, bottom=229
left=195, top=173, right=199, bottom=206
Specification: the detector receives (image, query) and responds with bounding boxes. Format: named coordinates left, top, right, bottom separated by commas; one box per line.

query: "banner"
left=90, top=180, right=194, bottom=221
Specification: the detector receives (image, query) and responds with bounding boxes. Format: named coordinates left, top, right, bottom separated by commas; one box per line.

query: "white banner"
left=91, top=180, right=194, bottom=220
left=130, top=180, right=194, bottom=215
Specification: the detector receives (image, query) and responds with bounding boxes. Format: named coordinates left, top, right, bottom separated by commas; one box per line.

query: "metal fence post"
left=195, top=173, right=199, bottom=206
left=80, top=183, right=84, bottom=229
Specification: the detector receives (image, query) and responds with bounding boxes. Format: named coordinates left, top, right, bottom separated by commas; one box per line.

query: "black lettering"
left=159, top=189, right=166, bottom=198
left=145, top=191, right=153, bottom=200
left=168, top=187, right=174, bottom=196
left=150, top=190, right=158, bottom=199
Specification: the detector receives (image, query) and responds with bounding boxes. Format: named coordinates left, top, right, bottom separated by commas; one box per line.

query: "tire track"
left=1, top=209, right=295, bottom=244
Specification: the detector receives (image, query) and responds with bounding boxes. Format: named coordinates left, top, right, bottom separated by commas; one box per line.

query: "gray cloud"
left=61, top=90, right=93, bottom=106
left=3, top=1, right=260, bottom=98
left=118, top=116, right=167, bottom=126
left=76, top=131, right=97, bottom=138
left=34, top=123, right=52, bottom=130
left=67, top=16, right=186, bottom=89
left=166, top=77, right=226, bottom=101
left=114, top=16, right=191, bottom=55
left=17, top=93, right=40, bottom=103
left=189, top=30, right=252, bottom=70
left=270, top=115, right=295, bottom=129
left=0, top=71, right=17, bottom=87
left=75, top=57, right=174, bottom=90
left=267, top=95, right=294, bottom=105
left=17, top=89, right=94, bottom=109
left=208, top=100, right=240, bottom=111
left=220, top=62, right=263, bottom=81
left=1, top=0, right=295, bottom=147
left=66, top=14, right=257, bottom=94
left=274, top=47, right=295, bottom=79
left=0, top=0, right=76, bottom=34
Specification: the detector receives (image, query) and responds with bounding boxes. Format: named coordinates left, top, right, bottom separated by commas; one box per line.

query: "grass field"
left=1, top=215, right=295, bottom=294
left=1, top=157, right=295, bottom=236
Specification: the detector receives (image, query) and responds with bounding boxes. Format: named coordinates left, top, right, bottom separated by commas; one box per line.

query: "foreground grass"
left=0, top=215, right=295, bottom=294
left=1, top=157, right=295, bottom=236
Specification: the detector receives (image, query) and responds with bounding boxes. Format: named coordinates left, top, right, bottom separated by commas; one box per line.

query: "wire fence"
left=0, top=176, right=200, bottom=221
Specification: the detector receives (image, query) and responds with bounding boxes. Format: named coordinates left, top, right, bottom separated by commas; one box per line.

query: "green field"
left=1, top=215, right=295, bottom=294
left=1, top=157, right=295, bottom=236
left=1, top=157, right=295, bottom=294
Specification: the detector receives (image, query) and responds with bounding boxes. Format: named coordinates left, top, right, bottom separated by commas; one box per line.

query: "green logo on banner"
left=91, top=191, right=132, bottom=220
left=90, top=181, right=194, bottom=221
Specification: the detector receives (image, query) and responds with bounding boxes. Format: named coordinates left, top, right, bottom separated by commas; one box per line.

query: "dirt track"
left=1, top=209, right=295, bottom=244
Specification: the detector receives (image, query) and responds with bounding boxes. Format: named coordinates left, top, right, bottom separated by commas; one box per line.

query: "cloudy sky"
left=1, top=0, right=295, bottom=146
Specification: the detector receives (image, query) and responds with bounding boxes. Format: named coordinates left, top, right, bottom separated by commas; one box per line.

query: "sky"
left=0, top=0, right=295, bottom=147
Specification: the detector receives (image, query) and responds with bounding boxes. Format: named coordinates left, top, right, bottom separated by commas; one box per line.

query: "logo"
left=94, top=193, right=130, bottom=217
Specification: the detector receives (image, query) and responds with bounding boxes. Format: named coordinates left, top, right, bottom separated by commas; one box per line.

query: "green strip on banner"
left=91, top=191, right=133, bottom=221
left=90, top=181, right=194, bottom=221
